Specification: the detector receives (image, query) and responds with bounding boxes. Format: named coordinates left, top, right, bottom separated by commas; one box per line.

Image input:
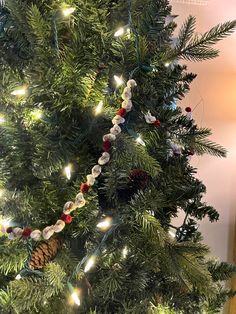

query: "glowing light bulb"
left=64, top=164, right=72, bottom=180
left=31, top=109, right=43, bottom=120
left=136, top=136, right=146, bottom=146
left=95, top=101, right=103, bottom=115
left=62, top=7, right=76, bottom=17
left=164, top=62, right=170, bottom=67
left=71, top=291, right=81, bottom=306
left=84, top=256, right=96, bottom=273
left=114, top=75, right=124, bottom=87
left=114, top=27, right=125, bottom=37
left=122, top=246, right=128, bottom=259
left=0, top=114, right=5, bottom=124
left=11, top=87, right=27, bottom=96
left=15, top=274, right=22, bottom=280
left=97, top=217, right=112, bottom=231
left=127, top=28, right=131, bottom=39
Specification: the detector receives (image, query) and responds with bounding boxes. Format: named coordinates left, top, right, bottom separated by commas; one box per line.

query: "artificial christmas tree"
left=0, top=0, right=236, bottom=313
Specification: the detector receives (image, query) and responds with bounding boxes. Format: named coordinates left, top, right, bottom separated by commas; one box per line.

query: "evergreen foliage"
left=0, top=0, right=235, bottom=313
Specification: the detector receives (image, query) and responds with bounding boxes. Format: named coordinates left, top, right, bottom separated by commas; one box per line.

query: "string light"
left=15, top=274, right=22, bottom=280
left=136, top=135, right=146, bottom=146
left=127, top=28, right=131, bottom=39
left=114, top=75, right=124, bottom=87
left=95, top=101, right=103, bottom=115
left=64, top=164, right=72, bottom=180
left=62, top=7, right=76, bottom=17
left=122, top=246, right=128, bottom=259
left=0, top=114, right=5, bottom=124
left=164, top=62, right=170, bottom=67
left=11, top=87, right=27, bottom=96
left=96, top=217, right=112, bottom=231
left=31, top=109, right=43, bottom=120
left=71, top=291, right=81, bottom=306
left=114, top=27, right=125, bottom=37
left=84, top=256, right=96, bottom=273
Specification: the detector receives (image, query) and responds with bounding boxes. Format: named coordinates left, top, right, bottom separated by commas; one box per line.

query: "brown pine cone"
left=28, top=237, right=63, bottom=270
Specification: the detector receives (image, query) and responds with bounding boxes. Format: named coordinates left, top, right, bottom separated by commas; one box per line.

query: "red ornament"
left=61, top=213, right=73, bottom=224
left=102, top=140, right=112, bottom=152
left=6, top=227, right=13, bottom=234
left=153, top=119, right=161, bottom=126
left=117, top=108, right=127, bottom=117
left=22, top=228, right=32, bottom=238
left=185, top=107, right=192, bottom=113
left=80, top=183, right=90, bottom=193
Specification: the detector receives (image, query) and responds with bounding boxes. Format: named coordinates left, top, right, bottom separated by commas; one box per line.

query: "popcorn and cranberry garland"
left=2, top=79, right=137, bottom=242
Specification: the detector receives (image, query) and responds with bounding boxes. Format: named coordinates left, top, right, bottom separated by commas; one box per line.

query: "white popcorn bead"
left=42, top=226, right=55, bottom=240
left=110, top=124, right=121, bottom=135
left=63, top=201, right=75, bottom=214
left=87, top=174, right=95, bottom=186
left=112, top=115, right=125, bottom=125
left=127, top=79, right=137, bottom=88
left=144, top=111, right=156, bottom=124
left=92, top=165, right=102, bottom=178
left=30, top=230, right=42, bottom=241
left=103, top=133, right=116, bottom=142
left=54, top=220, right=65, bottom=233
left=75, top=192, right=86, bottom=208
left=122, top=87, right=132, bottom=100
left=122, top=100, right=132, bottom=112
left=98, top=152, right=110, bottom=165
left=13, top=227, right=23, bottom=237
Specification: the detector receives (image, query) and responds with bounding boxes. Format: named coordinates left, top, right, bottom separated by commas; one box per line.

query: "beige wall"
left=171, top=2, right=236, bottom=312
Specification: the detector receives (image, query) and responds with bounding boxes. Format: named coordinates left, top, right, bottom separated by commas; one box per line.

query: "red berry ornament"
left=22, top=228, right=32, bottom=238
left=185, top=107, right=192, bottom=113
left=80, top=183, right=90, bottom=193
left=61, top=213, right=73, bottom=224
left=153, top=119, right=161, bottom=126
left=102, top=140, right=112, bottom=152
left=117, top=108, right=127, bottom=117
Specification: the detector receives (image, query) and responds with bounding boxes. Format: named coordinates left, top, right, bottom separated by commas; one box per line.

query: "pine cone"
left=28, top=237, right=63, bottom=270
left=129, top=169, right=149, bottom=190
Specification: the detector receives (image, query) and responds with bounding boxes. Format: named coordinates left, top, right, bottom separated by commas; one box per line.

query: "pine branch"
left=176, top=15, right=196, bottom=51
left=208, top=261, right=236, bottom=282
left=171, top=20, right=236, bottom=61
left=193, top=139, right=227, bottom=157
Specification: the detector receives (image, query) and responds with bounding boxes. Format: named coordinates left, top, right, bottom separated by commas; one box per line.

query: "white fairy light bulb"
left=114, top=27, right=125, bottom=37
left=136, top=136, right=146, bottom=146
left=64, top=164, right=72, bottom=180
left=62, top=7, right=76, bottom=17
left=15, top=274, right=22, bottom=280
left=114, top=75, right=124, bottom=87
left=0, top=114, right=5, bottom=124
left=84, top=256, right=96, bottom=273
left=122, top=246, right=128, bottom=259
left=11, top=87, right=27, bottom=96
left=71, top=291, right=81, bottom=306
left=164, top=62, right=170, bottom=67
left=31, top=109, right=43, bottom=120
left=96, top=217, right=112, bottom=231
left=127, top=28, right=131, bottom=39
left=95, top=101, right=103, bottom=115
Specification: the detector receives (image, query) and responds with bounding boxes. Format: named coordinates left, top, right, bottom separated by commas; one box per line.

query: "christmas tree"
left=0, top=1, right=236, bottom=313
